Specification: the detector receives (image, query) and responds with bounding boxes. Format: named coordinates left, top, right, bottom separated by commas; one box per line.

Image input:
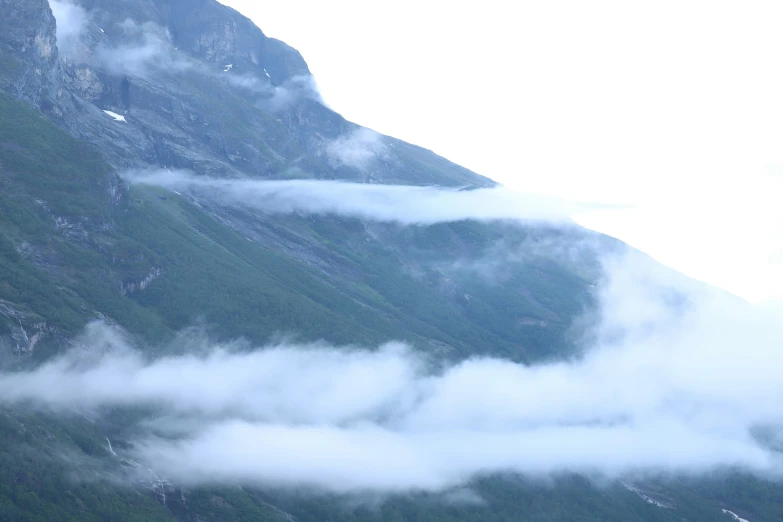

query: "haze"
left=220, top=0, right=783, bottom=305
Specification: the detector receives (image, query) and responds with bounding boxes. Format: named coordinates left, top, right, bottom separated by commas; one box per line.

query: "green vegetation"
left=0, top=90, right=592, bottom=360
left=0, top=408, right=175, bottom=522
left=0, top=89, right=779, bottom=521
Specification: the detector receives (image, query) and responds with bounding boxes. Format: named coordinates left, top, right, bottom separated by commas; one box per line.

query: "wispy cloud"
left=217, top=71, right=323, bottom=110
left=326, top=128, right=387, bottom=170
left=121, top=169, right=598, bottom=224
left=49, top=0, right=88, bottom=58
left=1, top=251, right=782, bottom=493
left=256, top=74, right=324, bottom=113
left=84, top=16, right=322, bottom=112
left=46, top=0, right=325, bottom=119
left=96, top=19, right=194, bottom=77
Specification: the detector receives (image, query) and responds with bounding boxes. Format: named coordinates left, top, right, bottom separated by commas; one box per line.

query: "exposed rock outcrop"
left=0, top=0, right=60, bottom=109
left=1, top=0, right=493, bottom=188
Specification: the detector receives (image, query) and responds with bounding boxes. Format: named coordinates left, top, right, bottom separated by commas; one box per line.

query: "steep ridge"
left=1, top=0, right=492, bottom=186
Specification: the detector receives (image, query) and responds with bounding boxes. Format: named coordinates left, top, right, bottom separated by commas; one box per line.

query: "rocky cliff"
left=1, top=0, right=492, bottom=187
left=0, top=0, right=60, bottom=108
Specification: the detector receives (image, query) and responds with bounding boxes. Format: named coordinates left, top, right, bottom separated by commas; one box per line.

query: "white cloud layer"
left=2, top=251, right=783, bottom=493
left=121, top=169, right=601, bottom=224
left=34, top=0, right=783, bottom=495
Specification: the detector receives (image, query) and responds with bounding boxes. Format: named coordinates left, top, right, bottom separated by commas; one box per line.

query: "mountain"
left=0, top=1, right=779, bottom=521
left=0, top=0, right=595, bottom=363
left=2, top=0, right=493, bottom=187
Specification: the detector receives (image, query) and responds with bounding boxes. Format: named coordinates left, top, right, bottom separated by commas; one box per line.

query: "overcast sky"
left=220, top=0, right=783, bottom=304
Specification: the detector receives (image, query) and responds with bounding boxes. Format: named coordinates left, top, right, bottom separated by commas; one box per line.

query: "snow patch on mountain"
left=103, top=110, right=126, bottom=122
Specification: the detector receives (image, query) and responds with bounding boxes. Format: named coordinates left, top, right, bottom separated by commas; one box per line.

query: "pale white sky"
left=222, top=0, right=783, bottom=303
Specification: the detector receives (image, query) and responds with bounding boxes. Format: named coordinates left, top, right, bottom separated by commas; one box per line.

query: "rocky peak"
left=74, top=0, right=310, bottom=84
left=0, top=0, right=492, bottom=188
left=166, top=0, right=310, bottom=83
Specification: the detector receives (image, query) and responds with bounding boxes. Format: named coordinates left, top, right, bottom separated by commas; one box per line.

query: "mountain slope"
left=0, top=88, right=598, bottom=362
left=0, top=1, right=779, bottom=521
left=2, top=0, right=493, bottom=188
left=0, top=74, right=664, bottom=522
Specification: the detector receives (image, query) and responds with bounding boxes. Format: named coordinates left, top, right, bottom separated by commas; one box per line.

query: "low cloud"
left=47, top=1, right=324, bottom=115
left=49, top=0, right=88, bottom=58
left=97, top=19, right=193, bottom=78
left=1, top=251, right=783, bottom=493
left=88, top=17, right=321, bottom=112
left=254, top=74, right=324, bottom=113
left=218, top=71, right=322, bottom=108
left=434, top=230, right=614, bottom=285
left=326, top=128, right=388, bottom=170
left=219, top=69, right=325, bottom=114
left=121, top=169, right=594, bottom=224
left=47, top=5, right=196, bottom=77
left=0, top=329, right=420, bottom=425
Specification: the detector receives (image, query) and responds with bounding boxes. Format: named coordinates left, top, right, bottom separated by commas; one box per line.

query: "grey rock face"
left=1, top=0, right=493, bottom=188
left=165, top=0, right=311, bottom=83
left=75, top=0, right=311, bottom=82
left=0, top=299, right=60, bottom=356
left=0, top=0, right=499, bottom=360
left=0, top=0, right=60, bottom=109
